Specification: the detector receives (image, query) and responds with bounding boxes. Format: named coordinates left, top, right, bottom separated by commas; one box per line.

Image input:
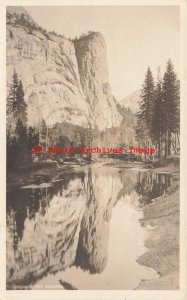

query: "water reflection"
left=6, top=167, right=171, bottom=289
left=136, top=172, right=171, bottom=205
left=75, top=168, right=119, bottom=274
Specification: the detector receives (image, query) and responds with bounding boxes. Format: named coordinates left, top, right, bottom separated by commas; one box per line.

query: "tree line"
left=136, top=59, right=180, bottom=161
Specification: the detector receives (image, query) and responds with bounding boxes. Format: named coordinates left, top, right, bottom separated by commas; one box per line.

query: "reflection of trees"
left=6, top=172, right=86, bottom=288
left=6, top=172, right=85, bottom=244
left=75, top=168, right=116, bottom=274
left=135, top=172, right=171, bottom=205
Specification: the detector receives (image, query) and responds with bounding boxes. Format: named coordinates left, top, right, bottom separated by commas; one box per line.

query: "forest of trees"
left=136, top=59, right=180, bottom=161
left=7, top=70, right=39, bottom=168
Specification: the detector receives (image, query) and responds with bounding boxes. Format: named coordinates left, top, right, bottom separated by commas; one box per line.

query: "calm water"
left=6, top=166, right=172, bottom=289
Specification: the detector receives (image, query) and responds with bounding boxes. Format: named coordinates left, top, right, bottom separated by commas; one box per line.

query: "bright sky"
left=25, top=6, right=180, bottom=100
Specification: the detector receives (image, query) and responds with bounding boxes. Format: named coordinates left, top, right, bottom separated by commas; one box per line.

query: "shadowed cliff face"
left=6, top=8, right=122, bottom=130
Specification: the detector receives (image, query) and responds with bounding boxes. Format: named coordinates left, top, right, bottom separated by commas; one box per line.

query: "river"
left=6, top=165, right=172, bottom=289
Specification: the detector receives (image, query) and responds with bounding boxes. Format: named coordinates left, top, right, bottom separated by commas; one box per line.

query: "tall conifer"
left=162, top=59, right=180, bottom=156
left=151, top=68, right=164, bottom=160
left=136, top=66, right=155, bottom=143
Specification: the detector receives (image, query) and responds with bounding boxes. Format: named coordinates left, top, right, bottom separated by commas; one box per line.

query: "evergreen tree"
left=136, top=67, right=155, bottom=143
left=162, top=59, right=180, bottom=156
left=15, top=119, right=28, bottom=164
left=13, top=80, right=28, bottom=126
left=7, top=69, right=19, bottom=116
left=151, top=68, right=164, bottom=160
left=135, top=118, right=150, bottom=146
left=7, top=70, right=29, bottom=166
left=27, top=126, right=39, bottom=161
left=7, top=70, right=28, bottom=127
left=27, top=126, right=39, bottom=148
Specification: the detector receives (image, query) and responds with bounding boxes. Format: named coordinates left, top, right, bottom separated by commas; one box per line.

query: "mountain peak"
left=120, top=90, right=141, bottom=113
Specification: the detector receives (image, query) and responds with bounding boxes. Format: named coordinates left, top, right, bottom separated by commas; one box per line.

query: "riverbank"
left=6, top=162, right=74, bottom=188
left=104, top=155, right=179, bottom=174
left=105, top=156, right=180, bottom=289
left=136, top=175, right=179, bottom=289
left=7, top=155, right=179, bottom=187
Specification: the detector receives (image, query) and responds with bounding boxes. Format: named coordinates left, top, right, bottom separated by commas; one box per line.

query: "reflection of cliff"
left=117, top=171, right=138, bottom=200
left=6, top=175, right=86, bottom=288
left=75, top=168, right=121, bottom=273
left=6, top=168, right=122, bottom=288
left=7, top=168, right=171, bottom=288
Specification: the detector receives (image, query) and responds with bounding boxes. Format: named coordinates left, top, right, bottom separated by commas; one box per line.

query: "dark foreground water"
left=6, top=165, right=172, bottom=289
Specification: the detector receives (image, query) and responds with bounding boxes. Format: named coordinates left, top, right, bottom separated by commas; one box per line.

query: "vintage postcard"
left=0, top=0, right=187, bottom=299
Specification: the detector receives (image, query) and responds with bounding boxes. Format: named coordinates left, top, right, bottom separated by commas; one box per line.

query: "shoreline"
left=136, top=178, right=179, bottom=289
left=106, top=157, right=180, bottom=290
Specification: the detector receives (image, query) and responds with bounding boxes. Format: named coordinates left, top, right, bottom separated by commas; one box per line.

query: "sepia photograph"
left=1, top=0, right=187, bottom=299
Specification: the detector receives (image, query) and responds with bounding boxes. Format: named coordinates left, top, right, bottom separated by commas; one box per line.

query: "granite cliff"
left=6, top=7, right=122, bottom=131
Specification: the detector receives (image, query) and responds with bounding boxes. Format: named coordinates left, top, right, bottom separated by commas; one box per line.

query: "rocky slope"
left=6, top=6, right=122, bottom=130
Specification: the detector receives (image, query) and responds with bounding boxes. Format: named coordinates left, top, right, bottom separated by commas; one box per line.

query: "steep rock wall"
left=6, top=8, right=122, bottom=130
left=75, top=33, right=122, bottom=129
left=7, top=25, right=91, bottom=128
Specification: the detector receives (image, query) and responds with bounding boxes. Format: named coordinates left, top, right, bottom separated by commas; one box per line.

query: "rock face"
left=6, top=7, right=122, bottom=130
left=75, top=33, right=122, bottom=129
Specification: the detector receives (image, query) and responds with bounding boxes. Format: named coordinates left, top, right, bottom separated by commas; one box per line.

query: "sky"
left=25, top=6, right=180, bottom=100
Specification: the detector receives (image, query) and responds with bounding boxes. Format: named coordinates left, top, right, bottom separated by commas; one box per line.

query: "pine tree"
left=136, top=67, right=155, bottom=144
left=7, top=70, right=29, bottom=166
left=27, top=126, right=39, bottom=161
left=13, top=80, right=28, bottom=126
left=7, top=70, right=19, bottom=165
left=151, top=68, right=164, bottom=160
left=27, top=126, right=39, bottom=146
left=27, top=126, right=39, bottom=148
left=15, top=119, right=28, bottom=164
left=7, top=69, right=19, bottom=115
left=162, top=59, right=180, bottom=156
left=7, top=70, right=28, bottom=127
